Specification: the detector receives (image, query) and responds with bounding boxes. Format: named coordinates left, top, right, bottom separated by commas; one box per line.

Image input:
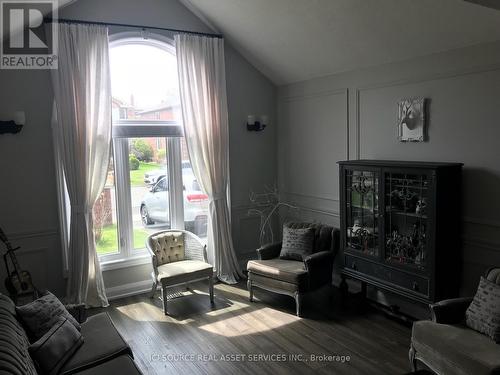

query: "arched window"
left=95, top=33, right=207, bottom=265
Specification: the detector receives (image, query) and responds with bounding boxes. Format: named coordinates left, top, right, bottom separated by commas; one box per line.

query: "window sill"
left=100, top=252, right=151, bottom=272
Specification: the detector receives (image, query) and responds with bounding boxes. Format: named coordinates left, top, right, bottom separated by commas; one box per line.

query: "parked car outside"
left=143, top=161, right=194, bottom=185
left=143, top=165, right=167, bottom=185
left=140, top=175, right=208, bottom=236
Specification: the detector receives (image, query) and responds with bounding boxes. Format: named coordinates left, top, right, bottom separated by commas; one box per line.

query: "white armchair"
left=147, top=230, right=214, bottom=314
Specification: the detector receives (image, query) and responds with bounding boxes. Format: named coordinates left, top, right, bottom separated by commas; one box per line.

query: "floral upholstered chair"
left=147, top=230, right=214, bottom=314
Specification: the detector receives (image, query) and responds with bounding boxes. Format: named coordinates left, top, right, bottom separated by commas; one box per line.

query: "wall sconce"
left=247, top=115, right=268, bottom=131
left=0, top=111, right=25, bottom=134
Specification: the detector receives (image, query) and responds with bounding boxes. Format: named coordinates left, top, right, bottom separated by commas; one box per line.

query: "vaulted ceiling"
left=182, top=0, right=500, bottom=85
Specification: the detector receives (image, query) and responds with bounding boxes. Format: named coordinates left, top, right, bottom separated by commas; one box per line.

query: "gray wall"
left=0, top=0, right=276, bottom=296
left=278, top=41, right=500, bottom=313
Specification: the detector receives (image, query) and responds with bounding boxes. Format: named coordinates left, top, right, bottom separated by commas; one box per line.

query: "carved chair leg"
left=409, top=345, right=417, bottom=371
left=294, top=292, right=302, bottom=317
left=209, top=275, right=214, bottom=304
left=247, top=279, right=253, bottom=302
left=150, top=280, right=158, bottom=299
left=161, top=285, right=168, bottom=315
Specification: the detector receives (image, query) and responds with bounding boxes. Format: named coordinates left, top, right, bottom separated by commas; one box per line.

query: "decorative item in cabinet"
left=339, top=160, right=462, bottom=305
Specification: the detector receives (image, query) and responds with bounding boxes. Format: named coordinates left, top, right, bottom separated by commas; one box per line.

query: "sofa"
left=410, top=267, right=500, bottom=375
left=0, top=293, right=142, bottom=375
left=247, top=222, right=339, bottom=317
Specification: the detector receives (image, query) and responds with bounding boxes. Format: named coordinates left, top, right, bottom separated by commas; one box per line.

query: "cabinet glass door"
left=345, top=169, right=379, bottom=257
left=384, top=171, right=429, bottom=269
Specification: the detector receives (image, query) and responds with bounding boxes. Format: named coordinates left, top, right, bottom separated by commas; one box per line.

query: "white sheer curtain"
left=50, top=23, right=111, bottom=306
left=175, top=34, right=243, bottom=284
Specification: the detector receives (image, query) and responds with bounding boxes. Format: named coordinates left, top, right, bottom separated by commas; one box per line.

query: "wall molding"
left=356, top=62, right=500, bottom=93
left=6, top=229, right=58, bottom=241
left=281, top=87, right=350, bottom=160
left=281, top=87, right=348, bottom=102
left=463, top=236, right=500, bottom=253
left=463, top=216, right=500, bottom=229
left=282, top=202, right=340, bottom=218
left=281, top=190, right=339, bottom=203
left=106, top=279, right=152, bottom=301
left=354, top=63, right=500, bottom=159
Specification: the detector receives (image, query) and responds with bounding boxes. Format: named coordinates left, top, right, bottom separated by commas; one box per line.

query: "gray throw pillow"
left=16, top=291, right=81, bottom=342
left=280, top=226, right=314, bottom=261
left=29, top=317, right=84, bottom=375
left=466, top=276, right=500, bottom=342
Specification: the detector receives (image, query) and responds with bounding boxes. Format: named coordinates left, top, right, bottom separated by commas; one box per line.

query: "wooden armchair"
left=147, top=230, right=214, bottom=314
left=247, top=223, right=339, bottom=317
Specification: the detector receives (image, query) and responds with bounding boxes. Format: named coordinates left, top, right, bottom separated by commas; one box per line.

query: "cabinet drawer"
left=344, top=255, right=429, bottom=297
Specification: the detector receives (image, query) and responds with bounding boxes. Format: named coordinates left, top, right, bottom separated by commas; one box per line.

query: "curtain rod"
left=43, top=18, right=223, bottom=39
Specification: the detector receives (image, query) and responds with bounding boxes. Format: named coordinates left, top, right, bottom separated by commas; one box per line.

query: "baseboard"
left=106, top=279, right=152, bottom=301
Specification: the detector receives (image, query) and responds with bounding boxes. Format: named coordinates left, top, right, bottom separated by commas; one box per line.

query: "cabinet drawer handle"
left=412, top=281, right=419, bottom=291
left=351, top=262, right=357, bottom=271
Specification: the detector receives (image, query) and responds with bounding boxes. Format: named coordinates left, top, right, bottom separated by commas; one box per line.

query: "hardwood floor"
left=97, top=282, right=412, bottom=375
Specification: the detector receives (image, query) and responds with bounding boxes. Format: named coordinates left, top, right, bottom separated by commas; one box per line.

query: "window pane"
left=130, top=137, right=170, bottom=250
left=94, top=155, right=119, bottom=255
left=181, top=138, right=208, bottom=240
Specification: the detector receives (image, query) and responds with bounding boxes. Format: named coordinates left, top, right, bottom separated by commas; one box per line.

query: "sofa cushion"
left=29, top=317, right=84, bottom=375
left=72, top=355, right=142, bottom=375
left=157, top=259, right=212, bottom=286
left=59, top=312, right=131, bottom=374
left=412, top=320, right=500, bottom=375
left=16, top=291, right=80, bottom=341
left=280, top=226, right=314, bottom=261
left=247, top=259, right=308, bottom=285
left=150, top=231, right=185, bottom=266
left=466, top=276, right=500, bottom=342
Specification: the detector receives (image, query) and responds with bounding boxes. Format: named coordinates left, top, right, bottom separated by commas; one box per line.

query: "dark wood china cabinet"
left=338, top=160, right=462, bottom=304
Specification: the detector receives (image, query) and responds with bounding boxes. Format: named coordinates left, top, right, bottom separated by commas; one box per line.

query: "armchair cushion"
left=150, top=231, right=185, bottom=266
left=280, top=226, right=314, bottom=261
left=157, top=260, right=212, bottom=286
left=430, top=297, right=474, bottom=324
left=257, top=242, right=282, bottom=260
left=247, top=259, right=308, bottom=285
left=412, top=320, right=500, bottom=375
left=466, top=276, right=500, bottom=342
left=304, top=251, right=334, bottom=288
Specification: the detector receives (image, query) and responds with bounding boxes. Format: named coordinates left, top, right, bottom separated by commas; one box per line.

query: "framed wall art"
left=397, top=97, right=427, bottom=142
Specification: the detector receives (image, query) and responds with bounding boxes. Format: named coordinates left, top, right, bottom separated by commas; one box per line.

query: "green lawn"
left=130, top=161, right=163, bottom=187
left=95, top=224, right=150, bottom=255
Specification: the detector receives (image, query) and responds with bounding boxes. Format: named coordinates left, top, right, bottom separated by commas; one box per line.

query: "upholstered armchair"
left=410, top=267, right=500, bottom=374
left=246, top=223, right=340, bottom=317
left=147, top=230, right=214, bottom=315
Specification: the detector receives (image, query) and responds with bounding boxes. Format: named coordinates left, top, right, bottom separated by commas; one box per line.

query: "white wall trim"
left=100, top=253, right=151, bottom=272
left=282, top=190, right=339, bottom=203
left=281, top=88, right=350, bottom=161
left=354, top=64, right=500, bottom=159
left=463, top=216, right=500, bottom=229
left=6, top=229, right=58, bottom=241
left=106, top=279, right=152, bottom=301
left=356, top=62, right=500, bottom=93
left=281, top=88, right=348, bottom=102
left=282, top=202, right=340, bottom=218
